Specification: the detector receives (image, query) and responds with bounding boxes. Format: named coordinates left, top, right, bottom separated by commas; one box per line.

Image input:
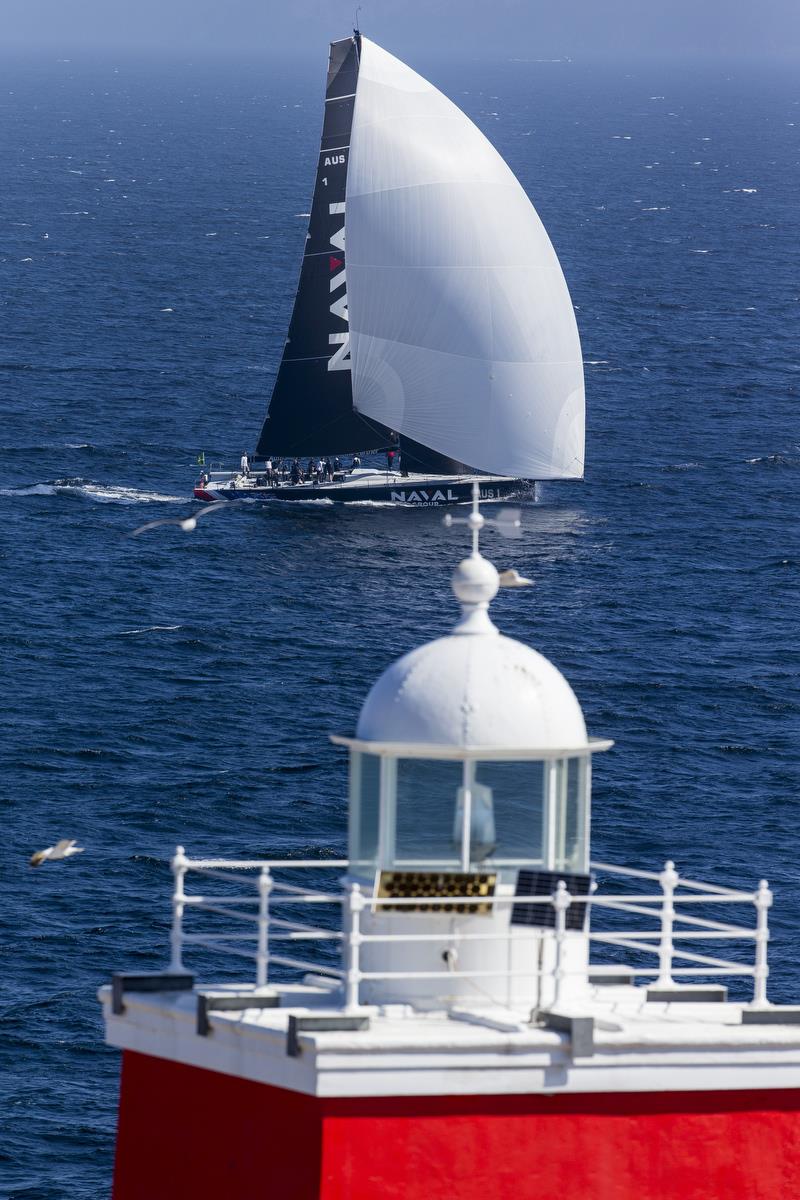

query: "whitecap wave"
left=79, top=482, right=186, bottom=504
left=343, top=500, right=398, bottom=508
left=0, top=480, right=185, bottom=504
left=0, top=483, right=56, bottom=497
left=115, top=625, right=183, bottom=637
left=745, top=454, right=797, bottom=467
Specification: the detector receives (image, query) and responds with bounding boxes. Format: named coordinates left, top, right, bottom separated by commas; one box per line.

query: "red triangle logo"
left=329, top=255, right=343, bottom=272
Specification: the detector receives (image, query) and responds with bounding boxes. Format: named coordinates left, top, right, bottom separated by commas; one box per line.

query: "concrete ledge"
left=287, top=1014, right=371, bottom=1057
left=111, top=972, right=195, bottom=1015
left=197, top=991, right=281, bottom=1036
left=647, top=986, right=728, bottom=1004
left=742, top=1007, right=800, bottom=1026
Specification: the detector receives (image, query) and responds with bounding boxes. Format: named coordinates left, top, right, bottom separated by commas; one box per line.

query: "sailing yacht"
left=195, top=33, right=585, bottom=507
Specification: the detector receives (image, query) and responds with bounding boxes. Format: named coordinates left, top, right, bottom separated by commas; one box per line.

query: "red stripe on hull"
left=113, top=1051, right=800, bottom=1199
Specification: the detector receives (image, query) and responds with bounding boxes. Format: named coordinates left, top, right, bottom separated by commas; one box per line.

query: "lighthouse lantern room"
left=102, top=488, right=800, bottom=1200
left=334, top=501, right=610, bottom=1010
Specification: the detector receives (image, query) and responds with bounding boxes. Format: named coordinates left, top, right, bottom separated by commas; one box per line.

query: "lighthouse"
left=103, top=491, right=800, bottom=1200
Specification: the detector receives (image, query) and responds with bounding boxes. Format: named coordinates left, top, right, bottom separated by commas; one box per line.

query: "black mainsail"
left=256, top=36, right=390, bottom=459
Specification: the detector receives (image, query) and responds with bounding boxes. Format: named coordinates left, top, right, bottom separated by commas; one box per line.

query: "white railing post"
left=256, top=867, right=273, bottom=988
left=552, top=880, right=572, bottom=1008
left=344, top=882, right=365, bottom=1012
left=751, top=878, right=773, bottom=1008
left=656, top=860, right=679, bottom=988
left=169, top=845, right=189, bottom=972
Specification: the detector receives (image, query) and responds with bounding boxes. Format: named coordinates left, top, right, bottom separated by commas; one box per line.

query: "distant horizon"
left=2, top=0, right=798, bottom=63
left=2, top=46, right=799, bottom=68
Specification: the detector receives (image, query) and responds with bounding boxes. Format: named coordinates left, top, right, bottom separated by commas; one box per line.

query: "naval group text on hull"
left=194, top=470, right=527, bottom=507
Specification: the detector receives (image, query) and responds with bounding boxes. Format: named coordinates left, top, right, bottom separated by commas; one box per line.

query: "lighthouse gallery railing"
left=166, top=847, right=773, bottom=1010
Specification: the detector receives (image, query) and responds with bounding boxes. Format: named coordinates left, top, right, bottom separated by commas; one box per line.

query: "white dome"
left=356, top=627, right=588, bottom=751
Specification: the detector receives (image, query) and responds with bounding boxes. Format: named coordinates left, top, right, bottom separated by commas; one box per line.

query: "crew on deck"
left=242, top=451, right=386, bottom=488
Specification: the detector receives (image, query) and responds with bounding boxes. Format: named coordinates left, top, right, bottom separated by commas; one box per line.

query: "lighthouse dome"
left=356, top=554, right=588, bottom=752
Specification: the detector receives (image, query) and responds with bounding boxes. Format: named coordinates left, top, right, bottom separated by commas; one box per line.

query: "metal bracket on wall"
left=742, top=1006, right=800, bottom=1025
left=287, top=1013, right=371, bottom=1057
left=196, top=991, right=281, bottom=1036
left=111, top=972, right=195, bottom=1015
left=646, top=986, right=727, bottom=1003
left=536, top=1010, right=595, bottom=1057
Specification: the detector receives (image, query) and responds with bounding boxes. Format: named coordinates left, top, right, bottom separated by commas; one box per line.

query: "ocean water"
left=1, top=52, right=798, bottom=1196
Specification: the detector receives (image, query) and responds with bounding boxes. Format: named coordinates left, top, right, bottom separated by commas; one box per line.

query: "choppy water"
left=1, top=53, right=798, bottom=1197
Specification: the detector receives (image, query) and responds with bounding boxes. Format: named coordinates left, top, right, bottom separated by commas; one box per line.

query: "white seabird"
left=30, top=838, right=85, bottom=867
left=130, top=501, right=235, bottom=537
left=497, top=568, right=534, bottom=588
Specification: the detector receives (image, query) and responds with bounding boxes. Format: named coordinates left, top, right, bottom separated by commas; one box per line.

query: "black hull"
left=196, top=476, right=529, bottom=507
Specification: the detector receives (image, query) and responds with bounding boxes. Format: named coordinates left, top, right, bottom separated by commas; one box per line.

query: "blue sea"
left=1, top=51, right=798, bottom=1196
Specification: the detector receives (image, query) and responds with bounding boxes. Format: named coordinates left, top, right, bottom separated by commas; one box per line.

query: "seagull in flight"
left=30, top=839, right=85, bottom=867
left=130, top=501, right=235, bottom=537
left=498, top=568, right=534, bottom=588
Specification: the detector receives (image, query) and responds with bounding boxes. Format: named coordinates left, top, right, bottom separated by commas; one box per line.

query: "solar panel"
left=511, top=869, right=592, bottom=930
left=376, top=870, right=496, bottom=915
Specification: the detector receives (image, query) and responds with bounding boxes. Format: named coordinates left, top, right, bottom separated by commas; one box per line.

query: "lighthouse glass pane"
left=473, top=760, right=546, bottom=865
left=394, top=759, right=465, bottom=866
left=558, top=756, right=588, bottom=872
left=349, top=751, right=381, bottom=874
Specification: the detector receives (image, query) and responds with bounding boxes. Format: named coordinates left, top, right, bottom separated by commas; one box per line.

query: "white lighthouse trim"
left=330, top=735, right=614, bottom=759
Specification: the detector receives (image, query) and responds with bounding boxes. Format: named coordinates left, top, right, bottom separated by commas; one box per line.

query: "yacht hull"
left=194, top=473, right=530, bottom=507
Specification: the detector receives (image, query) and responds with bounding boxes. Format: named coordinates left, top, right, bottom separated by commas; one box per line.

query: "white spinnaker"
left=346, top=38, right=584, bottom=479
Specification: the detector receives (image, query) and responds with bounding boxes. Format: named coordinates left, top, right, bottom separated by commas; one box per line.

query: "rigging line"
left=303, top=248, right=348, bottom=260
left=279, top=354, right=337, bottom=363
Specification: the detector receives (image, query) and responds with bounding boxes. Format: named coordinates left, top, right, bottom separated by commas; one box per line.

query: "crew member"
left=240, top=452, right=250, bottom=477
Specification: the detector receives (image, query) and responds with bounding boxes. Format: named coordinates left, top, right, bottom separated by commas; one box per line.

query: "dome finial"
left=443, top=483, right=529, bottom=635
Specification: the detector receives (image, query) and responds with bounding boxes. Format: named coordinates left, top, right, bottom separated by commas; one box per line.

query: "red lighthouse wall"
left=113, top=1051, right=800, bottom=1200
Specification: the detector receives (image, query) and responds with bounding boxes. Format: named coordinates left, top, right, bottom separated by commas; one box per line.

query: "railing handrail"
left=167, top=847, right=772, bottom=1012
left=184, top=859, right=349, bottom=870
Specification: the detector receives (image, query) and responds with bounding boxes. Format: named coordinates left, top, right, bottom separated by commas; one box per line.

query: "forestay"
left=346, top=38, right=585, bottom=479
